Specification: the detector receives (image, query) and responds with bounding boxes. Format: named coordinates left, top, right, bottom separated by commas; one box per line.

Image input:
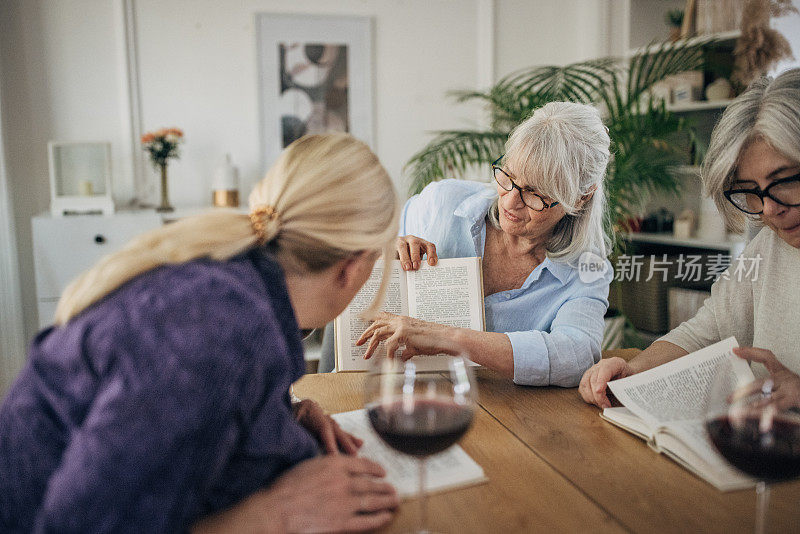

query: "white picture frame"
left=256, top=14, right=374, bottom=170
left=47, top=141, right=115, bottom=217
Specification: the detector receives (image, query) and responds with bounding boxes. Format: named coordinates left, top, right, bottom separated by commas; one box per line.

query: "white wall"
left=1, top=0, right=614, bottom=375
left=0, top=31, right=26, bottom=396
left=770, top=2, right=800, bottom=75
left=494, top=0, right=612, bottom=77
left=131, top=0, right=481, bottom=206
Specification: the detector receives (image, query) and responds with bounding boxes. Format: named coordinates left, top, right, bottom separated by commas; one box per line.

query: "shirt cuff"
left=506, top=330, right=550, bottom=386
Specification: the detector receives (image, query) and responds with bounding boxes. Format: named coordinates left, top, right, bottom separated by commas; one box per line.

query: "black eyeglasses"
left=723, top=172, right=800, bottom=214
left=491, top=155, right=559, bottom=212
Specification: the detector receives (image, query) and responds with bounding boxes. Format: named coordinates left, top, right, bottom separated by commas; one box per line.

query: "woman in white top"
left=580, top=68, right=800, bottom=410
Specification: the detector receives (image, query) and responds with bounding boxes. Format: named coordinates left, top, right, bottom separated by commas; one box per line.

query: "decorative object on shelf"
left=680, top=0, right=698, bottom=39
left=212, top=154, right=240, bottom=208
left=47, top=141, right=115, bottom=217
left=141, top=127, right=184, bottom=213
left=674, top=209, right=698, bottom=239
left=256, top=14, right=373, bottom=170
left=696, top=0, right=746, bottom=34
left=404, top=39, right=708, bottom=251
left=666, top=70, right=705, bottom=104
left=641, top=208, right=675, bottom=234
left=733, top=0, right=798, bottom=86
left=705, top=77, right=734, bottom=101
left=666, top=9, right=685, bottom=42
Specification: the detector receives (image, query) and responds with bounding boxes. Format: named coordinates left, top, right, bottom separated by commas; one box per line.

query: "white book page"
left=406, top=257, right=484, bottom=330
left=600, top=407, right=655, bottom=441
left=404, top=257, right=484, bottom=371
left=332, top=409, right=487, bottom=497
left=607, top=337, right=753, bottom=428
left=335, top=260, right=407, bottom=371
left=659, top=419, right=755, bottom=491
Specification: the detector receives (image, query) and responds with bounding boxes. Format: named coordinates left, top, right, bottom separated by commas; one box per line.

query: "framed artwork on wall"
left=256, top=13, right=374, bottom=169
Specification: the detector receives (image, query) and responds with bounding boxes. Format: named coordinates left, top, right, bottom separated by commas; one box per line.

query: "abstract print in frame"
left=257, top=14, right=373, bottom=169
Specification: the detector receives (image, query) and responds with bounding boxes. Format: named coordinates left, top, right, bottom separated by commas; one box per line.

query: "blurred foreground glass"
left=705, top=370, right=800, bottom=534
left=365, top=355, right=477, bottom=533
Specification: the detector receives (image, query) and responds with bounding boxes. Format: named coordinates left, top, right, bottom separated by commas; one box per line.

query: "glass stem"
left=754, top=481, right=770, bottom=534
left=418, top=457, right=428, bottom=533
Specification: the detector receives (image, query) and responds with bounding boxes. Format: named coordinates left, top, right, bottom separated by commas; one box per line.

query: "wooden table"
left=294, top=369, right=800, bottom=533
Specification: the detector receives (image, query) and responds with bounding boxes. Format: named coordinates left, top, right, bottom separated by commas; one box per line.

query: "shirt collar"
left=454, top=184, right=496, bottom=227
left=536, top=257, right=572, bottom=286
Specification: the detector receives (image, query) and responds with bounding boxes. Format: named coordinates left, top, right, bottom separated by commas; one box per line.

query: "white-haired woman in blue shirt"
left=358, top=101, right=613, bottom=386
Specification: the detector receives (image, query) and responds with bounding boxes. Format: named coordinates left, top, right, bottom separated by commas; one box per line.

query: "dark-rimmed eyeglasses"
left=491, top=155, right=559, bottom=212
left=723, top=172, right=800, bottom=215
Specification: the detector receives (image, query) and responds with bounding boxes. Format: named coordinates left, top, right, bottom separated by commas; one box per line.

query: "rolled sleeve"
left=509, top=296, right=606, bottom=387
left=507, top=330, right=550, bottom=385
left=507, top=265, right=610, bottom=387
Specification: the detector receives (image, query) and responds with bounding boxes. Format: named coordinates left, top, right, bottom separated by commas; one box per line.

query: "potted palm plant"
left=406, top=38, right=714, bottom=245
left=404, top=39, right=715, bottom=348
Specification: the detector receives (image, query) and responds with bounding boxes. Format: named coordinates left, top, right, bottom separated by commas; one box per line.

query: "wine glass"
left=365, top=354, right=477, bottom=533
left=705, top=368, right=800, bottom=534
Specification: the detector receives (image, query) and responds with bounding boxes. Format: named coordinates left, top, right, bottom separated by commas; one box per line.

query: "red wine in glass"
left=706, top=415, right=800, bottom=482
left=367, top=398, right=474, bottom=457
left=365, top=355, right=477, bottom=533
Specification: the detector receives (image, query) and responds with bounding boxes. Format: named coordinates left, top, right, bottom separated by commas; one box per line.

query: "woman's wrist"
left=445, top=326, right=472, bottom=358
left=191, top=490, right=287, bottom=534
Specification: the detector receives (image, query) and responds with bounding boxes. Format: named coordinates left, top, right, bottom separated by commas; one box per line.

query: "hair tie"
left=250, top=205, right=280, bottom=246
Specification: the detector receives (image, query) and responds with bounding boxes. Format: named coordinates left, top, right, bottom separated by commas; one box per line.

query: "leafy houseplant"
left=405, top=40, right=714, bottom=341
left=141, top=127, right=184, bottom=212
left=405, top=39, right=711, bottom=252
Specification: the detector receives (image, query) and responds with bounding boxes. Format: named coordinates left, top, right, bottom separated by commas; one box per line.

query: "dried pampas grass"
left=733, top=0, right=798, bottom=86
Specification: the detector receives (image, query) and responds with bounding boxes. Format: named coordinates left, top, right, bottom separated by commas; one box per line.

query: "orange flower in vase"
left=141, top=127, right=184, bottom=212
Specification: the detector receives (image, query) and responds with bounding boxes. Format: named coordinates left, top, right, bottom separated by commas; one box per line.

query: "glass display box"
left=48, top=141, right=115, bottom=216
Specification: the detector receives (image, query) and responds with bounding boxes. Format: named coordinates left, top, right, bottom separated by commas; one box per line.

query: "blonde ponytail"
left=55, top=133, right=399, bottom=325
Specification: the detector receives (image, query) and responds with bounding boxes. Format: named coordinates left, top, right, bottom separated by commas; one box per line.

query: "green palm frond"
left=405, top=131, right=507, bottom=195
left=501, top=58, right=618, bottom=105
left=405, top=38, right=716, bottom=247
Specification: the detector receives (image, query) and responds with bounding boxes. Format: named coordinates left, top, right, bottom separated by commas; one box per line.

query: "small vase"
left=156, top=162, right=174, bottom=213
left=669, top=26, right=681, bottom=42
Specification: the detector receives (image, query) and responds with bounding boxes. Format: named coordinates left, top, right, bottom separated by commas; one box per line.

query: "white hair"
left=703, top=68, right=800, bottom=233
left=488, top=101, right=611, bottom=261
left=55, top=133, right=399, bottom=324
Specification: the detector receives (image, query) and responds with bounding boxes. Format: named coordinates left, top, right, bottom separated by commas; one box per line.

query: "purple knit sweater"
left=0, top=249, right=319, bottom=532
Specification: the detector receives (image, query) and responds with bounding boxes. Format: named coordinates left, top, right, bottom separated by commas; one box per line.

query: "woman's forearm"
left=450, top=328, right=515, bottom=378
left=626, top=341, right=689, bottom=374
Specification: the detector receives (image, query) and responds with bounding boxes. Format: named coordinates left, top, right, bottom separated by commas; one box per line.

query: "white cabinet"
left=31, top=211, right=163, bottom=328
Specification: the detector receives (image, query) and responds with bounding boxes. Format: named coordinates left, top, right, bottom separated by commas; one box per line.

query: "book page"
left=334, top=260, right=407, bottom=371
left=404, top=257, right=484, bottom=371
left=600, top=407, right=655, bottom=441
left=607, top=337, right=753, bottom=427
left=332, top=409, right=487, bottom=497
left=406, top=257, right=484, bottom=330
left=658, top=419, right=755, bottom=491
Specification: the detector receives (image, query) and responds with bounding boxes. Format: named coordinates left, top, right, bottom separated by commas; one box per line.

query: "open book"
left=334, top=257, right=485, bottom=372
left=602, top=337, right=756, bottom=491
left=332, top=408, right=487, bottom=497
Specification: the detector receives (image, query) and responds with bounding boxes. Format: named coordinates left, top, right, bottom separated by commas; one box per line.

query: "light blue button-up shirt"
left=401, top=179, right=612, bottom=387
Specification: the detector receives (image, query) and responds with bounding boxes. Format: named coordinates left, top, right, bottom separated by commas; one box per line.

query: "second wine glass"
left=705, top=368, right=800, bottom=534
left=365, top=354, right=477, bottom=534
